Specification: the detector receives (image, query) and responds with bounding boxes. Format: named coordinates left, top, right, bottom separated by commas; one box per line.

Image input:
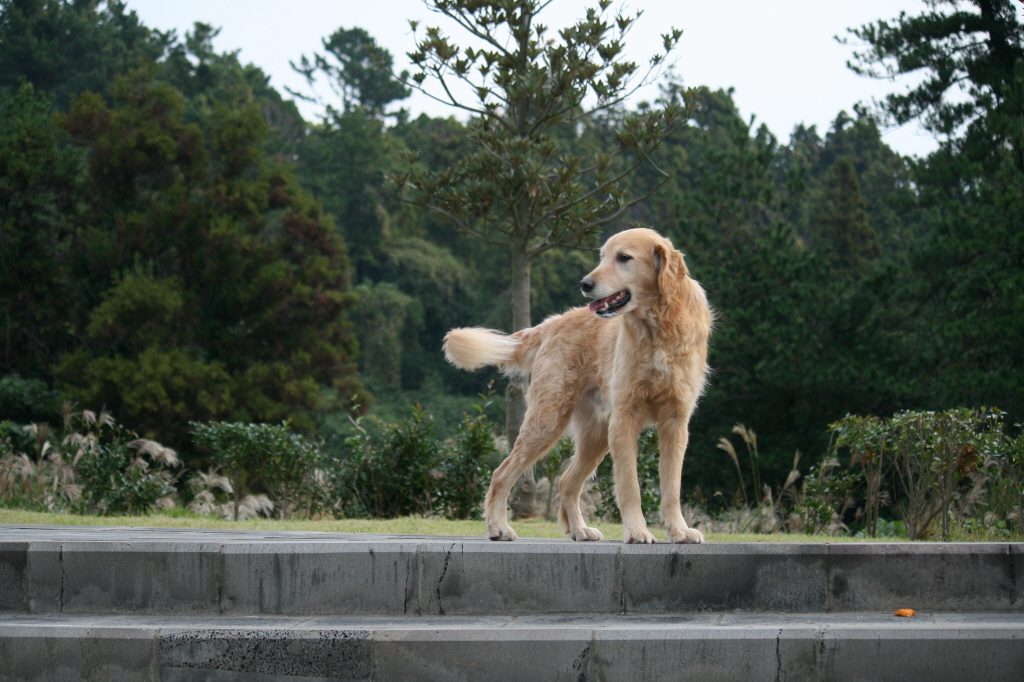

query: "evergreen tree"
left=779, top=110, right=919, bottom=258
left=52, top=66, right=363, bottom=447
left=296, top=109, right=394, bottom=279
left=846, top=0, right=1024, bottom=169
left=0, top=83, right=80, bottom=381
left=0, top=0, right=169, bottom=108
left=808, top=157, right=881, bottom=273
left=348, top=282, right=419, bottom=394
left=849, top=0, right=1024, bottom=419
left=291, top=26, right=411, bottom=115
left=290, top=32, right=484, bottom=399
left=160, top=23, right=306, bottom=161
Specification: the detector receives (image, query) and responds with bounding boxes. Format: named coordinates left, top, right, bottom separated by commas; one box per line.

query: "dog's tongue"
left=588, top=293, right=616, bottom=312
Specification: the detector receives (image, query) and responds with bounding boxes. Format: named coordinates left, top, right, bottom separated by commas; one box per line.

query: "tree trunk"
left=507, top=240, right=538, bottom=519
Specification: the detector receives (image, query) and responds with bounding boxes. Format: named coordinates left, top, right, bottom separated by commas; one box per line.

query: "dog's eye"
left=617, top=253, right=632, bottom=263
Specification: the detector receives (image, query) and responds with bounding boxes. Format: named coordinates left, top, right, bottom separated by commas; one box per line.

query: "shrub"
left=190, top=421, right=320, bottom=519
left=71, top=409, right=179, bottom=516
left=0, top=374, right=56, bottom=424
left=886, top=409, right=990, bottom=539
left=1, top=420, right=79, bottom=512
left=325, top=391, right=501, bottom=520
left=437, top=388, right=498, bottom=520
left=983, top=427, right=1024, bottom=535
left=2, top=407, right=178, bottom=516
left=76, top=439, right=175, bottom=516
left=330, top=406, right=443, bottom=518
left=824, top=408, right=1014, bottom=539
left=827, top=415, right=887, bottom=536
left=797, top=456, right=862, bottom=535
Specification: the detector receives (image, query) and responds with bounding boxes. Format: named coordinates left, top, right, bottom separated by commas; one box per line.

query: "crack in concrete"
left=415, top=544, right=424, bottom=616
left=435, top=543, right=456, bottom=615
left=573, top=642, right=592, bottom=682
left=402, top=550, right=414, bottom=616
left=216, top=543, right=225, bottom=615
left=368, top=624, right=378, bottom=682
left=824, top=542, right=834, bottom=613
left=615, top=545, right=625, bottom=615
left=774, top=627, right=783, bottom=682
left=816, top=625, right=828, bottom=679
left=58, top=544, right=66, bottom=612
left=1008, top=543, right=1017, bottom=607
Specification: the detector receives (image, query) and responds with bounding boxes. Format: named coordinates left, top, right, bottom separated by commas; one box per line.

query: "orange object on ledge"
left=894, top=608, right=915, bottom=617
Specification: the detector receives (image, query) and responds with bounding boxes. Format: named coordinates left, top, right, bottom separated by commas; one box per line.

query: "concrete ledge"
left=2, top=613, right=1023, bottom=682
left=1, top=525, right=1021, bottom=616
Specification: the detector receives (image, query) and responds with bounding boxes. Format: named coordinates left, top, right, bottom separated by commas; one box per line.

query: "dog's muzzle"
left=588, top=290, right=631, bottom=317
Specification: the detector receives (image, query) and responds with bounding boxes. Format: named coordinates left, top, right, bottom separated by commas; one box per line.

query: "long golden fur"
left=443, top=228, right=712, bottom=543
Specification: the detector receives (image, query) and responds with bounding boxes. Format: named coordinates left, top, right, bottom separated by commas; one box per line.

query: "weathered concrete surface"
left=1, top=525, right=1021, bottom=616
left=2, top=613, right=1023, bottom=682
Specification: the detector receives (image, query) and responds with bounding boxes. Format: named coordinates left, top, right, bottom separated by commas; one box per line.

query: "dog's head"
left=579, top=228, right=689, bottom=318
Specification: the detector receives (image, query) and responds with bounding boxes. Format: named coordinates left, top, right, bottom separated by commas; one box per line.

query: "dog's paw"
left=668, top=527, right=705, bottom=544
left=569, top=526, right=604, bottom=542
left=623, top=527, right=658, bottom=544
left=487, top=524, right=518, bottom=541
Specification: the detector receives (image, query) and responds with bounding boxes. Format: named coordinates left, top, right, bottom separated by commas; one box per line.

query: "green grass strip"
left=0, top=508, right=933, bottom=542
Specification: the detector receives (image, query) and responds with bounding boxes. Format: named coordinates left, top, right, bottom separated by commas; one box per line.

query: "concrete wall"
left=2, top=530, right=1021, bottom=616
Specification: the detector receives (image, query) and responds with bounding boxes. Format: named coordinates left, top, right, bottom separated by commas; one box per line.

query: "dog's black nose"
left=580, top=277, right=595, bottom=294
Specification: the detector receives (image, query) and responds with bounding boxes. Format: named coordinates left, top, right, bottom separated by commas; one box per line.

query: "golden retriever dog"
left=443, top=228, right=712, bottom=543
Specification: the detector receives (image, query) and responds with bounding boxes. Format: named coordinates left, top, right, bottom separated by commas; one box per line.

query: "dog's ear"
left=654, top=240, right=689, bottom=300
left=653, top=238, right=710, bottom=349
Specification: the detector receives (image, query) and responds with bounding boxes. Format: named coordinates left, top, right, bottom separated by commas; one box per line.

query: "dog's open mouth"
left=588, top=290, right=631, bottom=317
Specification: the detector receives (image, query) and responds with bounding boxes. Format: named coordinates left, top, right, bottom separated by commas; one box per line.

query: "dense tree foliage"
left=847, top=0, right=1024, bottom=419
left=1, top=0, right=1020, bottom=501
left=846, top=0, right=1023, bottom=168
left=0, top=3, right=362, bottom=457
left=0, top=83, right=80, bottom=381
left=0, top=0, right=169, bottom=108
left=53, top=66, right=362, bottom=445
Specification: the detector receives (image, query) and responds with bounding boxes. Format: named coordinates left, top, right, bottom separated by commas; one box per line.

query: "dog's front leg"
left=609, top=416, right=657, bottom=544
left=658, top=417, right=704, bottom=544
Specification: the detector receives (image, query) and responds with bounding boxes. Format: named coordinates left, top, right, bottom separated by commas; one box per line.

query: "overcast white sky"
left=123, top=1, right=1022, bottom=158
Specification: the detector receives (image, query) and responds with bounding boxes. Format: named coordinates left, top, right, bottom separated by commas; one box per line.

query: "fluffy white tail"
left=443, top=327, right=520, bottom=371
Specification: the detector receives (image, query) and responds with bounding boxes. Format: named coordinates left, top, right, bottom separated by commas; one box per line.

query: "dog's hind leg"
left=658, top=416, right=704, bottom=544
left=484, top=405, right=572, bottom=541
left=558, top=415, right=608, bottom=542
